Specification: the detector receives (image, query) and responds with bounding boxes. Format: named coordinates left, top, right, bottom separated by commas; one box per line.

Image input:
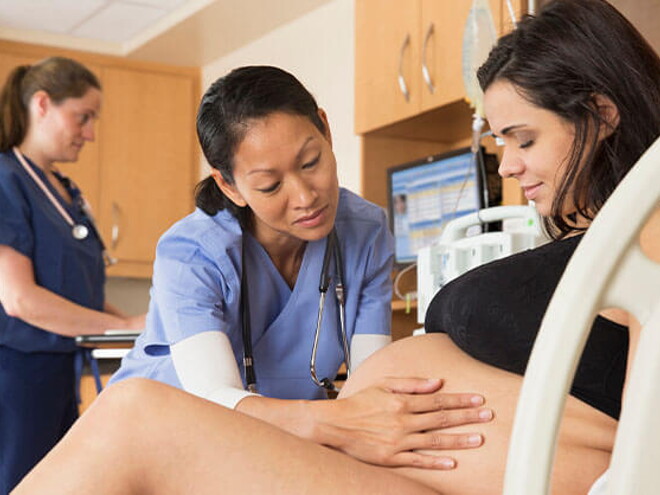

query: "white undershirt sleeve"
left=350, top=333, right=391, bottom=371
left=170, top=331, right=258, bottom=409
left=587, top=470, right=609, bottom=495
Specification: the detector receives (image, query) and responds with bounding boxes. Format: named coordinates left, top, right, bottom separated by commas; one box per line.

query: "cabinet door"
left=420, top=0, right=502, bottom=112
left=355, top=0, right=422, bottom=133
left=98, top=67, right=196, bottom=278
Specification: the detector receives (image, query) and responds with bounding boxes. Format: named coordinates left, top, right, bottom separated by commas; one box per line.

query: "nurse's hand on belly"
left=309, top=375, right=494, bottom=469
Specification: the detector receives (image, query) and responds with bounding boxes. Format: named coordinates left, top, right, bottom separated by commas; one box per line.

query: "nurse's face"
left=217, top=111, right=340, bottom=245
left=484, top=80, right=576, bottom=217
left=35, top=87, right=101, bottom=164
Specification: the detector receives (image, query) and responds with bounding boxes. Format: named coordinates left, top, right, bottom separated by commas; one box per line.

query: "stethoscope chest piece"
left=72, top=224, right=89, bottom=240
left=12, top=147, right=114, bottom=265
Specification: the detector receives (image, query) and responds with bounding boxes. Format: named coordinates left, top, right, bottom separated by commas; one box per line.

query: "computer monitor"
left=387, top=146, right=496, bottom=265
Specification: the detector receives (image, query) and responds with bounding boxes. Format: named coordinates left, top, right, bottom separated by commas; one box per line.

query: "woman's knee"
left=79, top=378, right=169, bottom=433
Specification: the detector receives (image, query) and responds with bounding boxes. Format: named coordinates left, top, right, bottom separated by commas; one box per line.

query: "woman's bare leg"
left=13, top=378, right=440, bottom=495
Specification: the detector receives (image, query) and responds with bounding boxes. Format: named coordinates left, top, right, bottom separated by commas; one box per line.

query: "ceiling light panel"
left=71, top=2, right=167, bottom=43
left=0, top=0, right=106, bottom=34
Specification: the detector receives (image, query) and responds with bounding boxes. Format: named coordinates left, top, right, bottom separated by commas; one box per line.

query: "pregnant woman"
left=12, top=1, right=660, bottom=493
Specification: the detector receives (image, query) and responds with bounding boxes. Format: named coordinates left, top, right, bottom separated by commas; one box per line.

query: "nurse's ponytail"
left=194, top=175, right=251, bottom=228
left=0, top=65, right=31, bottom=151
left=195, top=66, right=325, bottom=228
left=0, top=57, right=100, bottom=152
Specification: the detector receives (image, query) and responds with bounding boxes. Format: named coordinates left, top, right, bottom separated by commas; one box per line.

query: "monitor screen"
left=387, top=147, right=485, bottom=264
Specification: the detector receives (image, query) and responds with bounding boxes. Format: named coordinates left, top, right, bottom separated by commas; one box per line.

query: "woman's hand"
left=124, top=313, right=146, bottom=331
left=104, top=302, right=146, bottom=331
left=313, top=377, right=493, bottom=469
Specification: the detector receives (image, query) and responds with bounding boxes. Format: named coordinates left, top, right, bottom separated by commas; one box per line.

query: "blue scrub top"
left=0, top=151, right=105, bottom=353
left=111, top=188, right=394, bottom=400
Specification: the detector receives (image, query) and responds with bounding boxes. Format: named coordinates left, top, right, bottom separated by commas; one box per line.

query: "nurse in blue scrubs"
left=0, top=57, right=145, bottom=493
left=110, top=66, right=490, bottom=463
left=112, top=65, right=395, bottom=404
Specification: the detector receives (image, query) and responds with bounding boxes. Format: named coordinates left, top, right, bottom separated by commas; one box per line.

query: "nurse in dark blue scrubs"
left=0, top=57, right=145, bottom=494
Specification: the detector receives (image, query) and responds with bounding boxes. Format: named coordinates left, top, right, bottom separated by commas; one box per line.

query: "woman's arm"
left=0, top=245, right=143, bottom=336
left=171, top=331, right=493, bottom=469
left=103, top=301, right=146, bottom=328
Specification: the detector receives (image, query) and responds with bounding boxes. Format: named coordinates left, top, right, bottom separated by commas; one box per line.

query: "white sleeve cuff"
left=171, top=331, right=259, bottom=409
left=206, top=387, right=258, bottom=409
left=350, top=333, right=391, bottom=371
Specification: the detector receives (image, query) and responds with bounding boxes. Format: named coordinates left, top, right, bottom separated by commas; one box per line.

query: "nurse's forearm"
left=7, top=285, right=138, bottom=336
left=235, top=395, right=316, bottom=437
left=235, top=378, right=492, bottom=469
left=104, top=301, right=126, bottom=317
left=0, top=245, right=139, bottom=336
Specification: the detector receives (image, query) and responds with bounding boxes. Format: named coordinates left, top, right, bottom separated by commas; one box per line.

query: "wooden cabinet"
left=354, top=1, right=527, bottom=339
left=0, top=41, right=200, bottom=278
left=97, top=67, right=197, bottom=278
left=355, top=0, right=524, bottom=134
left=355, top=1, right=422, bottom=132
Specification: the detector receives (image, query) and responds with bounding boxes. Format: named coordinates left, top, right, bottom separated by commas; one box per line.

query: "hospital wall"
left=201, top=0, right=361, bottom=194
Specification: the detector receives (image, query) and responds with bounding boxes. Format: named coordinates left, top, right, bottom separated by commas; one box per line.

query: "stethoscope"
left=241, top=227, right=351, bottom=394
left=13, top=147, right=116, bottom=267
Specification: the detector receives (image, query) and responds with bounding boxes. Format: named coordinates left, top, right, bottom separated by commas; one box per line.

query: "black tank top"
left=425, top=235, right=628, bottom=419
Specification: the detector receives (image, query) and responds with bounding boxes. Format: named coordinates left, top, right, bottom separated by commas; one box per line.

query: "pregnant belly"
left=340, top=333, right=616, bottom=495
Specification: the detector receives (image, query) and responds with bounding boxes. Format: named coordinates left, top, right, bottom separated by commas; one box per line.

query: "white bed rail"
left=503, top=136, right=660, bottom=494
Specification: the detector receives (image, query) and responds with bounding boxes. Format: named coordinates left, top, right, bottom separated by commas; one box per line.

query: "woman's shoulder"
left=156, top=208, right=242, bottom=261
left=426, top=235, right=584, bottom=336
left=0, top=151, right=21, bottom=179
left=0, top=151, right=30, bottom=201
left=444, top=234, right=582, bottom=295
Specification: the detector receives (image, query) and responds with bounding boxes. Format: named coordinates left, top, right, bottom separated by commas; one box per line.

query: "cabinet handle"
left=422, top=22, right=435, bottom=94
left=397, top=33, right=411, bottom=102
left=111, top=201, right=120, bottom=251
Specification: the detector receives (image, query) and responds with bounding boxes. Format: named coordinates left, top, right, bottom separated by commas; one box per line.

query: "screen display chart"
left=390, top=150, right=481, bottom=264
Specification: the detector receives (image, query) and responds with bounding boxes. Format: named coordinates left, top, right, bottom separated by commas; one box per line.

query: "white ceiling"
left=0, top=0, right=193, bottom=43
left=0, top=0, right=332, bottom=66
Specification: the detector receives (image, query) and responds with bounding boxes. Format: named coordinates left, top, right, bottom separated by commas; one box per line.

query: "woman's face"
left=217, top=111, right=339, bottom=245
left=37, top=87, right=101, bottom=164
left=484, top=80, right=576, bottom=217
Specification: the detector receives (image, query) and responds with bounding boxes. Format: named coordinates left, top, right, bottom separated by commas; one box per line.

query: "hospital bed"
left=503, top=136, right=660, bottom=494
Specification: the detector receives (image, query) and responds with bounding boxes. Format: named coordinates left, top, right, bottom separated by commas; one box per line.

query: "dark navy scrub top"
left=0, top=150, right=105, bottom=353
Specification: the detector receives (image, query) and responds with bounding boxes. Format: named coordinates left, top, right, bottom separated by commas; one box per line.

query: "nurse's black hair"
left=0, top=57, right=101, bottom=152
left=477, top=0, right=660, bottom=239
left=195, top=66, right=326, bottom=227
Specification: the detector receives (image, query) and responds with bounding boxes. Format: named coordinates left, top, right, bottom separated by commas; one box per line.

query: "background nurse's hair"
left=477, top=0, right=660, bottom=239
left=195, top=65, right=326, bottom=226
left=0, top=56, right=101, bottom=152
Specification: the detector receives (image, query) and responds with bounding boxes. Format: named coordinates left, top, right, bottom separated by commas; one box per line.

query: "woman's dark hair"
left=0, top=56, right=101, bottom=152
left=477, top=0, right=660, bottom=238
left=195, top=65, right=326, bottom=227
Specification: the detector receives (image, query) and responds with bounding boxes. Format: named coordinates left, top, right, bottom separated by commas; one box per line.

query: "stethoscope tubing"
left=240, top=240, right=257, bottom=393
left=242, top=227, right=349, bottom=394
left=310, top=290, right=331, bottom=389
left=331, top=229, right=351, bottom=374
left=12, top=147, right=116, bottom=267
